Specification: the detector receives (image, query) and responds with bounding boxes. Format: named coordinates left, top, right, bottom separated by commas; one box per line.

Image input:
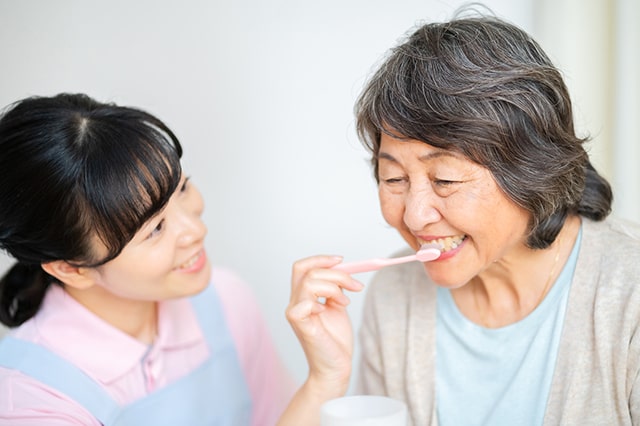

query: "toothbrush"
left=332, top=243, right=442, bottom=274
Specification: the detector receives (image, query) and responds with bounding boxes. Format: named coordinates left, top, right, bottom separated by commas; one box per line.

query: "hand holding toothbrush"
left=283, top=254, right=363, bottom=425
left=281, top=244, right=442, bottom=425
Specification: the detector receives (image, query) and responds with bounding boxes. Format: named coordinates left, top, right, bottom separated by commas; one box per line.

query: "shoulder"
left=557, top=218, right=640, bottom=412
left=207, top=267, right=295, bottom=420
left=0, top=367, right=99, bottom=425
left=208, top=266, right=266, bottom=342
left=208, top=266, right=266, bottom=346
left=210, top=266, right=260, bottom=312
left=581, top=217, right=640, bottom=278
left=573, top=218, right=640, bottom=334
left=583, top=216, right=640, bottom=245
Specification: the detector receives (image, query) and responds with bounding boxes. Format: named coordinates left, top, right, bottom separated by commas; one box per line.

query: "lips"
left=174, top=249, right=207, bottom=272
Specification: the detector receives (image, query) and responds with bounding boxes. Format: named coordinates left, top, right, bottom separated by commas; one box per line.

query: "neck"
left=453, top=215, right=581, bottom=328
left=65, top=285, right=158, bottom=344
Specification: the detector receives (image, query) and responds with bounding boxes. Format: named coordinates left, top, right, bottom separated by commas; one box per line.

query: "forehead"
left=377, top=134, right=468, bottom=164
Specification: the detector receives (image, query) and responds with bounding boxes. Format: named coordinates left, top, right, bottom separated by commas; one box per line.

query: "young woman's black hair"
left=0, top=93, right=183, bottom=326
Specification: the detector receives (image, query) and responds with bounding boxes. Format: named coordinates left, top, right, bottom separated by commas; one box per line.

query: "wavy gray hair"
left=355, top=14, right=612, bottom=248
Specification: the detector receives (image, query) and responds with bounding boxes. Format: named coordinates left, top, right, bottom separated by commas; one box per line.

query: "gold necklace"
left=473, top=235, right=563, bottom=327
left=535, top=236, right=563, bottom=308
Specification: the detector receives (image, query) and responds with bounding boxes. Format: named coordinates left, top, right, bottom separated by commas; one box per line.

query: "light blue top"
left=436, top=229, right=582, bottom=426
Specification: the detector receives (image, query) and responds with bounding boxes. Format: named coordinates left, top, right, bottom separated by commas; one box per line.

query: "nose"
left=177, top=216, right=207, bottom=247
left=175, top=191, right=208, bottom=247
left=403, top=185, right=441, bottom=231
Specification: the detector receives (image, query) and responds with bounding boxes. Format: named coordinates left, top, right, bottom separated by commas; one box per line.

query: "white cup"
left=320, top=395, right=408, bottom=426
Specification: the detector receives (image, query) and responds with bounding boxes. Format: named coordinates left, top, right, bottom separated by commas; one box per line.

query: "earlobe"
left=41, top=261, right=95, bottom=289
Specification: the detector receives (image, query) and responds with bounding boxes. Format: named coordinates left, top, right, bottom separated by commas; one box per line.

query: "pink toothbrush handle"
left=332, top=247, right=441, bottom=274
left=332, top=253, right=425, bottom=274
left=332, top=258, right=395, bottom=274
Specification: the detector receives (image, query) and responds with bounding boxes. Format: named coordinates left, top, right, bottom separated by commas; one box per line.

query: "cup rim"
left=321, top=394, right=407, bottom=420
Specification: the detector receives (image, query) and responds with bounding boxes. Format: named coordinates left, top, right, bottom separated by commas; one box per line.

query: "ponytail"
left=0, top=262, right=53, bottom=327
left=577, top=161, right=613, bottom=221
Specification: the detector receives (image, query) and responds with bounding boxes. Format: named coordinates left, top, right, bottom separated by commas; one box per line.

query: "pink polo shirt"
left=0, top=267, right=296, bottom=425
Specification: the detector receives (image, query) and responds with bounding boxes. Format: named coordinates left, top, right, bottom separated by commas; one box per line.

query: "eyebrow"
left=377, top=150, right=461, bottom=163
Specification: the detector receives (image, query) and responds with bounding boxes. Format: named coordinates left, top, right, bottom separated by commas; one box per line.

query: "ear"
left=41, top=260, right=96, bottom=290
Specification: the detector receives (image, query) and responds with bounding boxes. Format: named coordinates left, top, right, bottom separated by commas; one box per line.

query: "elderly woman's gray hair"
left=355, top=14, right=612, bottom=249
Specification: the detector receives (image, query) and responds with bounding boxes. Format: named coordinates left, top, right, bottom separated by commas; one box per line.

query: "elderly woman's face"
left=377, top=133, right=531, bottom=288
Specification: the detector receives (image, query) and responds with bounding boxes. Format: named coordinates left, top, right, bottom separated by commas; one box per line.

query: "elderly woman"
left=287, top=12, right=640, bottom=426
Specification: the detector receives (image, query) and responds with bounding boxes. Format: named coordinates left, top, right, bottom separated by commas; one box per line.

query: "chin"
left=423, top=268, right=468, bottom=289
left=193, top=264, right=212, bottom=294
left=179, top=263, right=212, bottom=297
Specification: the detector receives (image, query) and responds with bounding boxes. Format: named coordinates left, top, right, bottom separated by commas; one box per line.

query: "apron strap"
left=190, top=282, right=227, bottom=345
left=110, top=283, right=252, bottom=425
left=0, top=335, right=120, bottom=423
left=0, top=282, right=251, bottom=426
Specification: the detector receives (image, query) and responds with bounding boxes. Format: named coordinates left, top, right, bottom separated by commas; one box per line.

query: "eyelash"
left=434, top=179, right=457, bottom=186
left=148, top=220, right=164, bottom=239
left=383, top=177, right=457, bottom=186
left=146, top=177, right=191, bottom=240
left=181, top=176, right=191, bottom=192
left=383, top=177, right=405, bottom=184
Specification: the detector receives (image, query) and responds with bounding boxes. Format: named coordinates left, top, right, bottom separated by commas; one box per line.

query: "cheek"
left=483, top=186, right=530, bottom=230
left=146, top=248, right=177, bottom=273
left=378, top=189, right=404, bottom=226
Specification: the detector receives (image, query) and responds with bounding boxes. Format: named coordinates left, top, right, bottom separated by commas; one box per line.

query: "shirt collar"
left=33, top=285, right=204, bottom=383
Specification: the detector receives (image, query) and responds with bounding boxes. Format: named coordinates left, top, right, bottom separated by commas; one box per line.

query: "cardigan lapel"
left=543, top=218, right=601, bottom=424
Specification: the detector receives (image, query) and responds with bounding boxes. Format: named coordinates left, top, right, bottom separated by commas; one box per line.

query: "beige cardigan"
left=356, top=218, right=640, bottom=425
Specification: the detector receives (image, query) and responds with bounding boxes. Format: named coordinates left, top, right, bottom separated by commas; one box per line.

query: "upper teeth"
left=423, top=236, right=466, bottom=251
left=179, top=252, right=200, bottom=269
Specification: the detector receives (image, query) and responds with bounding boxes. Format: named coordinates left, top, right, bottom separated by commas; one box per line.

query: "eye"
left=180, top=176, right=191, bottom=193
left=433, top=178, right=458, bottom=186
left=383, top=177, right=406, bottom=184
left=147, top=219, right=165, bottom=239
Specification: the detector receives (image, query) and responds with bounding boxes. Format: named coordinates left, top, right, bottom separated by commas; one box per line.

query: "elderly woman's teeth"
left=425, top=236, right=466, bottom=251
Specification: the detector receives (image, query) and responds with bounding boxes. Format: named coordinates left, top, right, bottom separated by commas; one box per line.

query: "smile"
left=175, top=250, right=204, bottom=271
left=422, top=235, right=466, bottom=252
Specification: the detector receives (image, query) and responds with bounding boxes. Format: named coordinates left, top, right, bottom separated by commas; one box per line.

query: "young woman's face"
left=377, top=133, right=531, bottom=288
left=89, top=175, right=211, bottom=301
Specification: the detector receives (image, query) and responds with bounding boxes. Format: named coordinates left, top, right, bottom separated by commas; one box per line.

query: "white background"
left=2, top=0, right=632, bottom=392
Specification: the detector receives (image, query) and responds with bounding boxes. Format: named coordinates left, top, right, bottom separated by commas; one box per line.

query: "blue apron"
left=0, top=284, right=253, bottom=425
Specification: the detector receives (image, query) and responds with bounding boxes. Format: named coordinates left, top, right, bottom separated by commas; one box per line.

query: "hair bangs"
left=79, top=118, right=182, bottom=265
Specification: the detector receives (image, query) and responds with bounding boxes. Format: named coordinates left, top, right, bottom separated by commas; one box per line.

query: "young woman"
left=0, top=93, right=355, bottom=425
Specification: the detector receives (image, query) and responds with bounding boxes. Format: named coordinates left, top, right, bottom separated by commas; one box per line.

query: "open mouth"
left=421, top=235, right=466, bottom=252
left=175, top=250, right=203, bottom=270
